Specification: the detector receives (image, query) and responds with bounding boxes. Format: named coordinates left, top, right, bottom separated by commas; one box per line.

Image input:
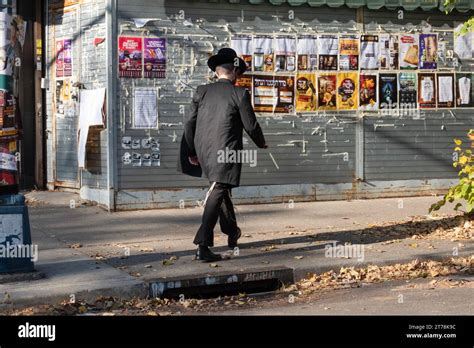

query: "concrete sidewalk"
left=0, top=191, right=472, bottom=307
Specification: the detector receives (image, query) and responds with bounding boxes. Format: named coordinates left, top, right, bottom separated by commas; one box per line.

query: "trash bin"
left=0, top=193, right=35, bottom=273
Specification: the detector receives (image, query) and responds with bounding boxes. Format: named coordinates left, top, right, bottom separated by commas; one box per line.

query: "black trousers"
left=193, top=182, right=239, bottom=247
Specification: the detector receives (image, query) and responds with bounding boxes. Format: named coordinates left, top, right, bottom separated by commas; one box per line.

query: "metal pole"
left=106, top=0, right=117, bottom=212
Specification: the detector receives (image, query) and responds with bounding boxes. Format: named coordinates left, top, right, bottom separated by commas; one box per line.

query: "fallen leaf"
left=209, top=263, right=219, bottom=268
left=294, top=256, right=304, bottom=260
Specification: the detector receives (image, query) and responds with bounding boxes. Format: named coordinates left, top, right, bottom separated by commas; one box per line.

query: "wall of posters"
left=399, top=72, right=417, bottom=109
left=399, top=34, right=419, bottom=69
left=339, top=35, right=359, bottom=71
left=253, top=75, right=294, bottom=113
left=455, top=73, right=474, bottom=107
left=118, top=36, right=142, bottom=78
left=419, top=34, right=437, bottom=70
left=337, top=72, right=358, bottom=110
left=436, top=73, right=455, bottom=108
left=418, top=73, right=436, bottom=108
left=231, top=35, right=252, bottom=70
left=379, top=73, right=398, bottom=109
left=297, top=36, right=318, bottom=71
left=144, top=38, right=166, bottom=78
left=275, top=37, right=296, bottom=72
left=379, top=34, right=398, bottom=70
left=253, top=36, right=273, bottom=72
left=360, top=35, right=379, bottom=70
left=318, top=35, right=338, bottom=70
left=317, top=74, right=337, bottom=110
left=295, top=72, right=317, bottom=112
left=359, top=74, right=378, bottom=111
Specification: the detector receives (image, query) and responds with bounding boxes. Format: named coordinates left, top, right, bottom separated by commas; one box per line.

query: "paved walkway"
left=0, top=191, right=471, bottom=307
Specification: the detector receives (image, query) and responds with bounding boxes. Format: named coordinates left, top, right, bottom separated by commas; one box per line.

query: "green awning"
left=247, top=0, right=474, bottom=11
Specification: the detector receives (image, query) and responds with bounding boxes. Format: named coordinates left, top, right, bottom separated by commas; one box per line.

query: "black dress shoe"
left=195, top=245, right=222, bottom=262
left=228, top=227, right=242, bottom=249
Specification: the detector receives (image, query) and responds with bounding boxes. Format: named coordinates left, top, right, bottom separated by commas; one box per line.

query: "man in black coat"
left=178, top=48, right=267, bottom=262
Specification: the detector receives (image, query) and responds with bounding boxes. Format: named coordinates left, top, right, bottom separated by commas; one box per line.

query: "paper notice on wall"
left=0, top=13, right=12, bottom=78
left=379, top=73, right=398, bottom=109
left=379, top=34, right=399, bottom=70
left=253, top=75, right=294, bottom=113
left=144, top=38, right=166, bottom=78
left=418, top=73, right=436, bottom=108
left=295, top=73, right=317, bottom=112
left=253, top=36, right=273, bottom=72
left=399, top=72, right=417, bottom=109
left=338, top=35, right=359, bottom=71
left=337, top=72, right=358, bottom=110
left=77, top=88, right=106, bottom=168
left=118, top=37, right=143, bottom=78
left=274, top=36, right=296, bottom=72
left=419, top=34, right=437, bottom=69
left=359, top=74, right=378, bottom=111
left=360, top=35, right=379, bottom=70
left=318, top=35, right=338, bottom=70
left=399, top=34, right=419, bottom=69
left=454, top=24, right=474, bottom=60
left=0, top=152, right=17, bottom=171
left=456, top=73, right=474, bottom=107
left=133, top=88, right=158, bottom=129
left=297, top=36, right=318, bottom=71
left=437, top=74, right=455, bottom=108
left=317, top=74, right=337, bottom=110
left=232, top=35, right=253, bottom=70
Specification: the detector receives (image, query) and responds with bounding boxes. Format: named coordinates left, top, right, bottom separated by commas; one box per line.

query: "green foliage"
left=430, top=131, right=474, bottom=215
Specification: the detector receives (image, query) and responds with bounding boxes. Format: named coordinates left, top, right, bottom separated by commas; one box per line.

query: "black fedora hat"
left=207, top=47, right=247, bottom=73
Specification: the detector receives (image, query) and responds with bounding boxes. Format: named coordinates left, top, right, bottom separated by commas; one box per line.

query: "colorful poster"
left=339, top=35, right=359, bottom=71
left=418, top=73, right=436, bottom=108
left=297, top=35, right=318, bottom=71
left=419, top=34, right=437, bottom=70
left=455, top=73, right=474, bottom=107
left=118, top=36, right=143, bottom=78
left=359, top=74, right=378, bottom=111
left=337, top=72, right=358, bottom=110
left=275, top=36, right=296, bottom=72
left=399, top=72, right=417, bottom=110
left=295, top=73, right=317, bottom=112
left=235, top=75, right=252, bottom=96
left=379, top=73, right=398, bottom=109
left=318, top=35, right=338, bottom=70
left=55, top=39, right=64, bottom=78
left=436, top=73, right=455, bottom=108
left=253, top=36, right=273, bottom=72
left=63, top=39, right=72, bottom=77
left=144, top=38, right=166, bottom=78
left=318, top=74, right=337, bottom=110
left=360, top=35, right=379, bottom=70
left=379, top=34, right=399, bottom=70
left=399, top=34, right=419, bottom=69
left=252, top=75, right=294, bottom=113
left=231, top=35, right=252, bottom=70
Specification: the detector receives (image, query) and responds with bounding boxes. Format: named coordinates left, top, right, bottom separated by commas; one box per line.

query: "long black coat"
left=177, top=78, right=266, bottom=187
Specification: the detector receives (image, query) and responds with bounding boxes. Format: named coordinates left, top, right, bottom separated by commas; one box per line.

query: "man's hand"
left=188, top=156, right=200, bottom=166
left=262, top=144, right=268, bottom=149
